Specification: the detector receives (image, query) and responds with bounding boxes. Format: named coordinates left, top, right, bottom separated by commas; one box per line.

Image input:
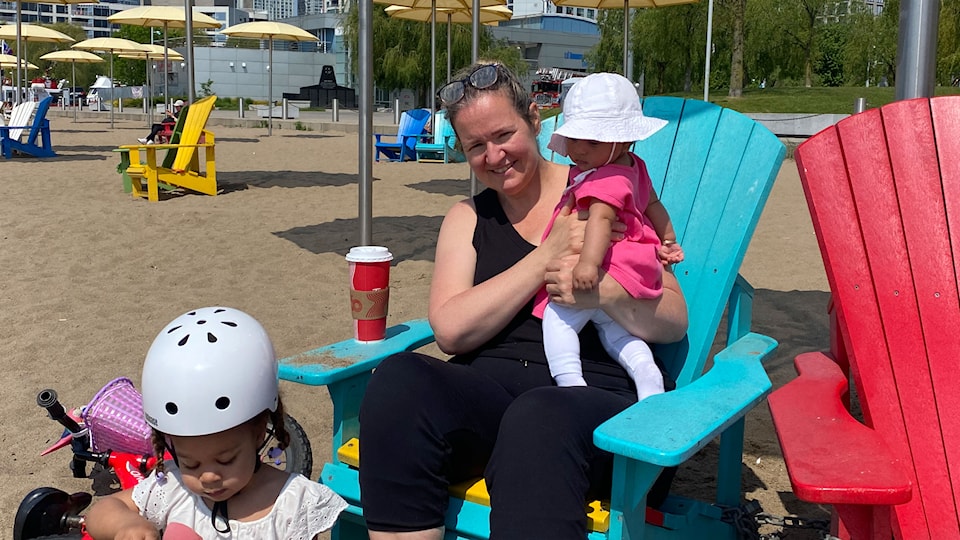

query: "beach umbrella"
left=39, top=49, right=103, bottom=123
left=0, top=53, right=38, bottom=70
left=72, top=37, right=146, bottom=129
left=0, top=23, right=75, bottom=105
left=221, top=21, right=318, bottom=137
left=374, top=0, right=505, bottom=117
left=118, top=45, right=183, bottom=126
left=107, top=6, right=222, bottom=110
left=385, top=5, right=512, bottom=81
left=551, top=0, right=697, bottom=82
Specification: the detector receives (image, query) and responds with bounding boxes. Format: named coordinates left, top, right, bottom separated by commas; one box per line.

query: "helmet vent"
left=178, top=335, right=189, bottom=346
left=214, top=308, right=226, bottom=313
left=198, top=320, right=207, bottom=325
left=215, top=397, right=230, bottom=410
left=166, top=402, right=179, bottom=414
left=167, top=325, right=182, bottom=334
left=221, top=321, right=238, bottom=327
left=207, top=333, right=218, bottom=343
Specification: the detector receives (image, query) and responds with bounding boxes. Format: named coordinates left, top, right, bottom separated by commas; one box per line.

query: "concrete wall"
left=171, top=47, right=343, bottom=102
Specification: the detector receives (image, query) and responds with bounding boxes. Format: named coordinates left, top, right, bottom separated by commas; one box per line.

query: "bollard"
left=332, top=98, right=339, bottom=122
left=239, top=97, right=245, bottom=118
left=394, top=98, right=401, bottom=124
left=118, top=98, right=123, bottom=113
left=282, top=97, right=289, bottom=119
left=854, top=97, right=867, bottom=114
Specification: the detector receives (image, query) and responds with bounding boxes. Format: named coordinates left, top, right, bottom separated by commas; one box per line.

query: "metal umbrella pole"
left=360, top=0, right=374, bottom=245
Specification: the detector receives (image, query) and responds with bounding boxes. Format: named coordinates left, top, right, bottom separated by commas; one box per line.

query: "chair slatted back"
left=8, top=100, right=37, bottom=140
left=170, top=96, right=216, bottom=173
left=638, top=98, right=783, bottom=387
left=25, top=97, right=52, bottom=146
left=794, top=96, right=960, bottom=538
left=161, top=103, right=191, bottom=170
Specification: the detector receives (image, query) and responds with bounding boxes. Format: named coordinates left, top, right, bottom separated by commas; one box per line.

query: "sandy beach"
left=1, top=111, right=831, bottom=538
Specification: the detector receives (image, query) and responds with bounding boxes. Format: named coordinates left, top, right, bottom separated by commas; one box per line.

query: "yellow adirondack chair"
left=119, top=95, right=218, bottom=202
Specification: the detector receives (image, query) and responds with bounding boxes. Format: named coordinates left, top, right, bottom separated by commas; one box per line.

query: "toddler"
left=85, top=306, right=347, bottom=539
left=535, top=72, right=685, bottom=401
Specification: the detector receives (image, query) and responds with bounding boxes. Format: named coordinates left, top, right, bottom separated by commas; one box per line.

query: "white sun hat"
left=547, top=72, right=668, bottom=157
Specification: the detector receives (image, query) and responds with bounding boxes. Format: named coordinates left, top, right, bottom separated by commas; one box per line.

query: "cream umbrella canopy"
left=0, top=23, right=75, bottom=104
left=72, top=38, right=146, bottom=129
left=551, top=0, right=697, bottom=81
left=0, top=53, right=39, bottom=70
left=374, top=0, right=505, bottom=116
left=221, top=22, right=318, bottom=137
left=39, top=49, right=103, bottom=122
left=384, top=5, right=511, bottom=82
left=107, top=6, right=222, bottom=109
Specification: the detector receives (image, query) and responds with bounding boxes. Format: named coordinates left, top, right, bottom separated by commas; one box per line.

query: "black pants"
left=146, top=121, right=173, bottom=141
left=359, top=352, right=658, bottom=539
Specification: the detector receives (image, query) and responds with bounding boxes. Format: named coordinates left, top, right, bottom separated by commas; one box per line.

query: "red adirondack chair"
left=768, top=96, right=960, bottom=539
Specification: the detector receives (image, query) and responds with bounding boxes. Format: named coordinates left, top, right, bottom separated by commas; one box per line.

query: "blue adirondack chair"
left=374, top=108, right=431, bottom=162
left=1, top=96, right=56, bottom=159
left=279, top=97, right=786, bottom=539
left=537, top=112, right=572, bottom=165
left=415, top=110, right=464, bottom=163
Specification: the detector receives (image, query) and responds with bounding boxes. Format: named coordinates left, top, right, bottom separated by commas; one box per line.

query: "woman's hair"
left=152, top=396, right=292, bottom=477
left=444, top=62, right=536, bottom=131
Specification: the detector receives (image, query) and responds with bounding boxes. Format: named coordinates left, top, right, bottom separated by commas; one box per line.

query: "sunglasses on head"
left=437, top=64, right=501, bottom=106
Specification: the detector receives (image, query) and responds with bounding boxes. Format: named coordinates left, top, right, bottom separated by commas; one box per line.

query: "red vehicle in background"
left=531, top=73, right=563, bottom=109
left=530, top=69, right=586, bottom=110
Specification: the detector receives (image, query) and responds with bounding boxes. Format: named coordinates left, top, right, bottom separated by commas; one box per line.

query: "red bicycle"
left=14, top=379, right=313, bottom=540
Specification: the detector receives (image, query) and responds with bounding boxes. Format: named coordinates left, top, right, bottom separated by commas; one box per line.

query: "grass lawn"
left=668, top=85, right=960, bottom=114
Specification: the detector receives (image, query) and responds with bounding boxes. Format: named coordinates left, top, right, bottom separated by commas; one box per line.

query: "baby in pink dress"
left=535, top=72, right=684, bottom=401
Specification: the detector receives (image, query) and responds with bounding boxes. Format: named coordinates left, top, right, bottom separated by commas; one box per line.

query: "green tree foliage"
left=815, top=23, right=847, bottom=86
left=343, top=1, right=526, bottom=107
left=633, top=5, right=705, bottom=93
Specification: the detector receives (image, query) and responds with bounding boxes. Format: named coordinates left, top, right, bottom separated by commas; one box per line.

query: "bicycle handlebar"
left=37, top=389, right=83, bottom=434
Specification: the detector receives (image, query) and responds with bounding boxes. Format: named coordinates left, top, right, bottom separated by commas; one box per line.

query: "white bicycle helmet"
left=141, top=307, right=279, bottom=437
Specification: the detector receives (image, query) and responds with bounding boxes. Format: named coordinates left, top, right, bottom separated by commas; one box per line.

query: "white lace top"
left=131, top=468, right=347, bottom=539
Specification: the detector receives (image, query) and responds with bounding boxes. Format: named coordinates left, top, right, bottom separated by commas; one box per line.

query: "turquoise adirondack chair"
left=769, top=96, right=960, bottom=539
left=1, top=96, right=56, bottom=159
left=374, top=108, right=432, bottom=162
left=280, top=97, right=786, bottom=539
left=415, top=110, right=465, bottom=163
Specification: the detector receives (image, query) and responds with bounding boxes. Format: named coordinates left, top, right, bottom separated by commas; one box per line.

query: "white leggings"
left=542, top=302, right=665, bottom=401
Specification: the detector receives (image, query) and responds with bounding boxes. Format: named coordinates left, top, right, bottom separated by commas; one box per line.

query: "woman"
left=358, top=62, right=688, bottom=540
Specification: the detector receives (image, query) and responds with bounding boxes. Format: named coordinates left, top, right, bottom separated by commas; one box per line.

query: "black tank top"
left=454, top=188, right=626, bottom=378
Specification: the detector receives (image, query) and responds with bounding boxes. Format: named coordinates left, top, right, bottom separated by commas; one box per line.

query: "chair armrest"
left=768, top=352, right=911, bottom=505
left=278, top=318, right=435, bottom=386
left=594, top=332, right=777, bottom=466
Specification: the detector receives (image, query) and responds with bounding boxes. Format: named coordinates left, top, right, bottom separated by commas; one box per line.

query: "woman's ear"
left=528, top=102, right=541, bottom=136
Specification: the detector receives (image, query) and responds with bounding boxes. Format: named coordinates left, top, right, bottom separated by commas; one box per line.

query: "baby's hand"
left=658, top=243, right=684, bottom=265
left=572, top=261, right=599, bottom=290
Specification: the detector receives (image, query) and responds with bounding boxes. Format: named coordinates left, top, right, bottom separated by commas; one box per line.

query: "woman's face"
left=171, top=420, right=263, bottom=503
left=453, top=92, right=542, bottom=195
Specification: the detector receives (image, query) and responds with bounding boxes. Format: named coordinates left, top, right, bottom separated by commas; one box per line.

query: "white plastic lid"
left=346, top=246, right=394, bottom=263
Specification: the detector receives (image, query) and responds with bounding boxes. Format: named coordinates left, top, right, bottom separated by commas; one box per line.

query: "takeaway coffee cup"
left=346, top=246, right=393, bottom=342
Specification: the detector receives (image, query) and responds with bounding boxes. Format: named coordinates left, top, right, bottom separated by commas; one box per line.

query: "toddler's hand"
left=572, top=261, right=599, bottom=290
left=658, top=243, right=684, bottom=265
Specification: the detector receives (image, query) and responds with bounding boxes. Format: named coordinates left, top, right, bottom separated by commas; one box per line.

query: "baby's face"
left=565, top=138, right=621, bottom=170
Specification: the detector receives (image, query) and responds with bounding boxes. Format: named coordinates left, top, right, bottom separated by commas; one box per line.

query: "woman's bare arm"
left=428, top=198, right=586, bottom=354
